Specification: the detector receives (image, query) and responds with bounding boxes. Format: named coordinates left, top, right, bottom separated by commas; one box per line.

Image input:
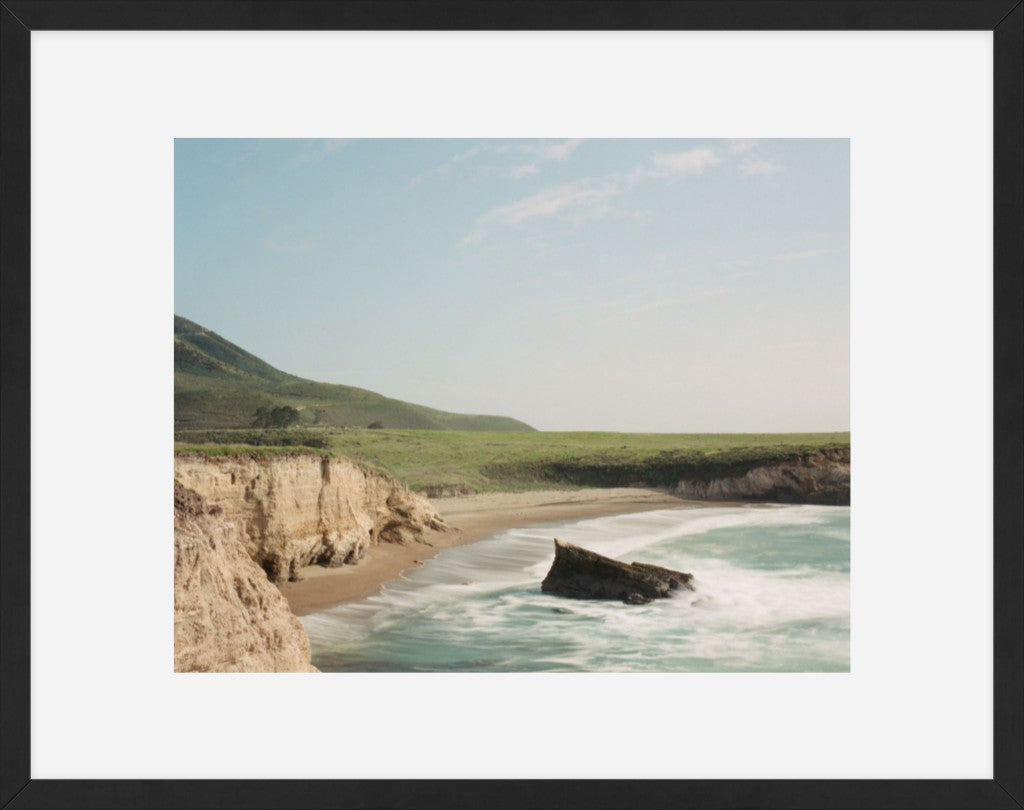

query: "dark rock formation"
left=675, top=448, right=850, bottom=505
left=540, top=539, right=694, bottom=605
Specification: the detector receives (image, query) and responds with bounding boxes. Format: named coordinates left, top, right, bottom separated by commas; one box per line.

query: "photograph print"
left=173, top=138, right=850, bottom=673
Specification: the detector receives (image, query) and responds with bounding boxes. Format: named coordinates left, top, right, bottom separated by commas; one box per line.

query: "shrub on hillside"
left=251, top=406, right=301, bottom=428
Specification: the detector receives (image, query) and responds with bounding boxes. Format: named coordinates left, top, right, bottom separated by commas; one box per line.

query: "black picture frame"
left=1, top=2, right=1021, bottom=808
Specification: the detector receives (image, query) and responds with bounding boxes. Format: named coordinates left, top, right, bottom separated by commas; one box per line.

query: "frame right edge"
left=993, top=1, right=1024, bottom=806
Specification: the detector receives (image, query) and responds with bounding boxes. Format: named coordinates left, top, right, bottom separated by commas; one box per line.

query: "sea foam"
left=303, top=504, right=850, bottom=672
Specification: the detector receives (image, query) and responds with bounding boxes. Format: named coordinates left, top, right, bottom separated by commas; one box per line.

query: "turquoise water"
left=302, top=504, right=850, bottom=672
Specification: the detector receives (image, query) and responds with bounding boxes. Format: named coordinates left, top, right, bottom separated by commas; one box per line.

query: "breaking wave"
left=303, top=504, right=850, bottom=672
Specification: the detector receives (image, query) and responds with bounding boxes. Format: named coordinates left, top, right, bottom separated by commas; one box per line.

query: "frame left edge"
left=0, top=2, right=32, bottom=807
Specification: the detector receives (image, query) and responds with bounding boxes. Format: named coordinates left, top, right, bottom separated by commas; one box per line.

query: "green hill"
left=174, top=316, right=535, bottom=431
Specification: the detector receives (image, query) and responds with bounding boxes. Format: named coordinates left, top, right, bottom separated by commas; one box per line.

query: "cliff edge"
left=174, top=482, right=317, bottom=672
left=674, top=448, right=850, bottom=505
left=174, top=453, right=446, bottom=672
left=174, top=454, right=446, bottom=583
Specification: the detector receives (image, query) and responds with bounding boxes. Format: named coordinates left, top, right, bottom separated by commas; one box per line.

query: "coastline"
left=279, top=487, right=697, bottom=616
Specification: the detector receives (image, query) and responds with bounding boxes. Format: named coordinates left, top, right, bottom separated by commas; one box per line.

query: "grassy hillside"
left=174, top=316, right=535, bottom=431
left=175, top=428, right=850, bottom=495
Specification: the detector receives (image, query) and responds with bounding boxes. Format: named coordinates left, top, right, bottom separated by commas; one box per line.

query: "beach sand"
left=279, top=487, right=694, bottom=616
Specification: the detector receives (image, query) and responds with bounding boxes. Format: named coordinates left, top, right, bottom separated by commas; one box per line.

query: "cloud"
left=459, top=231, right=488, bottom=247
left=409, top=145, right=485, bottom=186
left=285, top=139, right=351, bottom=168
left=528, top=139, right=584, bottom=162
left=463, top=148, right=722, bottom=245
left=505, top=163, right=540, bottom=179
left=729, top=139, right=758, bottom=154
left=772, top=248, right=831, bottom=262
left=462, top=178, right=619, bottom=244
left=490, top=180, right=618, bottom=225
left=719, top=248, right=832, bottom=267
left=726, top=140, right=785, bottom=176
left=504, top=139, right=584, bottom=179
left=647, top=148, right=721, bottom=178
left=436, top=145, right=485, bottom=176
left=414, top=139, right=585, bottom=186
left=738, top=157, right=784, bottom=176
left=461, top=142, right=783, bottom=245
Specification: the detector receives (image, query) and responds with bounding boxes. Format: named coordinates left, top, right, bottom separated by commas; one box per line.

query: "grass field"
left=173, top=318, right=851, bottom=496
left=175, top=428, right=850, bottom=495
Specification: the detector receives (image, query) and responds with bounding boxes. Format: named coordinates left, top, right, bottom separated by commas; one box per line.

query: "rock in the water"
left=540, top=539, right=694, bottom=605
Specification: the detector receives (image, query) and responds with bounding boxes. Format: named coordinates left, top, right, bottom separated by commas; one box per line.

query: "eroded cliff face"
left=674, top=448, right=850, bottom=505
left=174, top=454, right=446, bottom=583
left=174, top=483, right=317, bottom=672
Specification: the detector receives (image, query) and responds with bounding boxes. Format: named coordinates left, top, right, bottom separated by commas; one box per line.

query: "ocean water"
left=302, top=504, right=850, bottom=672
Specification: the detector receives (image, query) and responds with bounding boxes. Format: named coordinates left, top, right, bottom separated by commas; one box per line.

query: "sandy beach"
left=279, top=487, right=695, bottom=616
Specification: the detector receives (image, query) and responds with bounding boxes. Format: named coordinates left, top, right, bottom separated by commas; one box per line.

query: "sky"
left=175, top=138, right=849, bottom=432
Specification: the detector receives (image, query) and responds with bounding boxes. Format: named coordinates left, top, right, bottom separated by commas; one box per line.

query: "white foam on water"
left=302, top=504, right=850, bottom=672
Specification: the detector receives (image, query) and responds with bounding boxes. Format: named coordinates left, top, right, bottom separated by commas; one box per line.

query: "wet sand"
left=279, top=487, right=695, bottom=616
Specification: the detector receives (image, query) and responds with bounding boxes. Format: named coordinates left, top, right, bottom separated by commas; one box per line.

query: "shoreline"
left=278, top=487, right=700, bottom=616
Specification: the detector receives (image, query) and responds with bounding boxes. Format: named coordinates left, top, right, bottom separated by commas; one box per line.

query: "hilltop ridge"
left=174, top=315, right=535, bottom=431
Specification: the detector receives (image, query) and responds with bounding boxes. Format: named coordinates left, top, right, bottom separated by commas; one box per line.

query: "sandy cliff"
left=174, top=454, right=446, bottom=583
left=674, top=448, right=850, bottom=505
left=174, top=483, right=317, bottom=672
left=173, top=454, right=445, bottom=672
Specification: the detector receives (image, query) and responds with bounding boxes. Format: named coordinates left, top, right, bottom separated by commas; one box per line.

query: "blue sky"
left=175, top=138, right=849, bottom=432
